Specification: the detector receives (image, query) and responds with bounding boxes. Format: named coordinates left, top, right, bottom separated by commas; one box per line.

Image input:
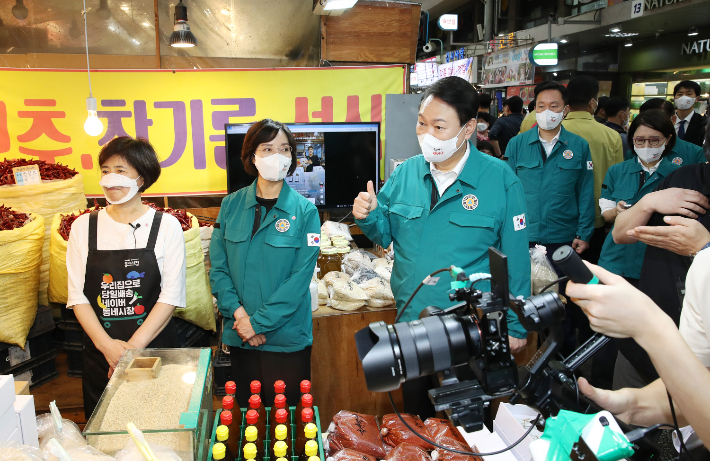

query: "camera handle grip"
left=552, top=245, right=598, bottom=285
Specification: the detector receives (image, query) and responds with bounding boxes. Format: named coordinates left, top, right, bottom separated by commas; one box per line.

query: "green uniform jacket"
left=506, top=126, right=596, bottom=244
left=562, top=112, right=625, bottom=229
left=209, top=181, right=321, bottom=352
left=598, top=158, right=679, bottom=279
left=624, top=138, right=705, bottom=166
left=355, top=142, right=530, bottom=338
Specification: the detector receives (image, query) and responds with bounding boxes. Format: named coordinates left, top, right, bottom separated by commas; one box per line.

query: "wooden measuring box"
left=125, top=357, right=162, bottom=382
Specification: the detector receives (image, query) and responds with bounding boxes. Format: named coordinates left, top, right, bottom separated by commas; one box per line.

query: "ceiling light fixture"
left=553, top=72, right=558, bottom=77
left=604, top=32, right=638, bottom=38
left=609, top=25, right=622, bottom=33
left=624, top=39, right=633, bottom=47
left=12, top=0, right=28, bottom=20
left=559, top=36, right=568, bottom=44
left=324, top=0, right=359, bottom=11
left=81, top=0, right=103, bottom=137
left=170, top=0, right=197, bottom=48
left=688, top=27, right=699, bottom=36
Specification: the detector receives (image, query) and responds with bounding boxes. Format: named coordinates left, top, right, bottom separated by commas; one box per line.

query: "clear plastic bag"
left=329, top=411, right=387, bottom=459
left=530, top=245, right=559, bottom=295
left=342, top=250, right=375, bottom=276
left=328, top=280, right=369, bottom=311
left=375, top=265, right=392, bottom=282
left=380, top=414, right=435, bottom=451
left=424, top=418, right=468, bottom=445
left=350, top=268, right=379, bottom=284
left=36, top=413, right=87, bottom=450
left=359, top=276, right=394, bottom=308
left=45, top=442, right=116, bottom=461
left=385, top=443, right=432, bottom=461
left=432, top=436, right=482, bottom=461
left=318, top=279, right=329, bottom=305
left=372, top=258, right=391, bottom=268
left=114, top=439, right=181, bottom=461
left=327, top=448, right=378, bottom=461
left=322, top=271, right=351, bottom=287
left=0, top=441, right=45, bottom=461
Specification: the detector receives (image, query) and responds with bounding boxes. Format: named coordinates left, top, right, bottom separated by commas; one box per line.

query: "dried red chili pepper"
left=145, top=202, right=193, bottom=232
left=0, top=205, right=30, bottom=231
left=57, top=199, right=102, bottom=241
left=0, top=159, right=78, bottom=186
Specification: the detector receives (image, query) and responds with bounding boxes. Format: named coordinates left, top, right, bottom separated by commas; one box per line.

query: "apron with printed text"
left=81, top=210, right=177, bottom=418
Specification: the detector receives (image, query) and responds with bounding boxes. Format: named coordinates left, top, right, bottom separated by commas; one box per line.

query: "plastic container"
left=207, top=406, right=325, bottom=461
left=316, top=247, right=339, bottom=279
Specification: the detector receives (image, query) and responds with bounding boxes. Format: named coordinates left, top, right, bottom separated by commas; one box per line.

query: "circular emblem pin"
left=462, top=194, right=478, bottom=211
left=275, top=219, right=290, bottom=232
left=672, top=157, right=683, bottom=165
left=563, top=150, right=574, bottom=160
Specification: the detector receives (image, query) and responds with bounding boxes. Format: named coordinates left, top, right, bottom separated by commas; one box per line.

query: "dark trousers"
left=582, top=226, right=609, bottom=266
left=230, top=346, right=312, bottom=409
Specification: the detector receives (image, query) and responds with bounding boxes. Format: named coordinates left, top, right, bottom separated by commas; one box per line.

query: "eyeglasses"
left=632, top=137, right=664, bottom=148
left=256, top=146, right=292, bottom=156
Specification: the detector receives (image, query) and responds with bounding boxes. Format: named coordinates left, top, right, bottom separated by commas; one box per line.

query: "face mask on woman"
left=99, top=173, right=142, bottom=205
left=477, top=122, right=488, bottom=132
left=635, top=143, right=665, bottom=164
left=254, top=153, right=292, bottom=181
left=418, top=124, right=466, bottom=163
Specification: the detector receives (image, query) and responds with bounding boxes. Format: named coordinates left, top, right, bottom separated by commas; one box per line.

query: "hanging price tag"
left=12, top=165, right=41, bottom=186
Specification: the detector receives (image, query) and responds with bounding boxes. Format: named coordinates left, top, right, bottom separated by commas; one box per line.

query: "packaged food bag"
left=380, top=414, right=435, bottom=451
left=317, top=279, right=328, bottom=306
left=328, top=280, right=369, bottom=311
left=424, top=418, right=468, bottom=445
left=328, top=411, right=386, bottom=459
left=385, top=443, right=432, bottom=461
left=0, top=211, right=44, bottom=348
left=342, top=250, right=375, bottom=276
left=433, top=437, right=482, bottom=461
left=360, top=276, right=394, bottom=308
left=323, top=271, right=351, bottom=287
left=530, top=244, right=559, bottom=295
left=328, top=448, right=378, bottom=461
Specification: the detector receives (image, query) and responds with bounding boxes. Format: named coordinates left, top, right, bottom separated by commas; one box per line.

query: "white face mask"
left=99, top=173, right=142, bottom=205
left=477, top=122, right=488, bottom=132
left=536, top=109, right=565, bottom=131
left=622, top=113, right=630, bottom=129
left=418, top=124, right=466, bottom=163
left=254, top=153, right=292, bottom=181
left=635, top=143, right=665, bottom=164
left=675, top=95, right=696, bottom=111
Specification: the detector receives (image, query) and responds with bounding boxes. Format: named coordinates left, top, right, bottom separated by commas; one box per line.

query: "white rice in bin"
left=94, top=364, right=195, bottom=459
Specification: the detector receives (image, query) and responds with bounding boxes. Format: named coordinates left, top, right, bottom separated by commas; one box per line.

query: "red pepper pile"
left=0, top=205, right=30, bottom=231
left=58, top=200, right=102, bottom=241
left=145, top=203, right=193, bottom=232
left=0, top=159, right=78, bottom=186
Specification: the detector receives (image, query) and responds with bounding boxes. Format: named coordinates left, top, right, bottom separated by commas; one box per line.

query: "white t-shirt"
left=66, top=207, right=187, bottom=309
left=679, top=249, right=710, bottom=366
left=430, top=142, right=470, bottom=196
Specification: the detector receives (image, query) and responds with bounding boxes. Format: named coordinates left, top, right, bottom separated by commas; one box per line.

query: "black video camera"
left=355, top=246, right=659, bottom=459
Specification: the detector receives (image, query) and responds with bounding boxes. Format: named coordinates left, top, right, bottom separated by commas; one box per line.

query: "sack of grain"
left=317, top=280, right=328, bottom=305
left=322, top=271, right=350, bottom=287
left=530, top=245, right=559, bottom=295
left=342, top=250, right=374, bottom=276
left=375, top=265, right=392, bottom=282
left=328, top=280, right=368, bottom=311
left=360, top=276, right=394, bottom=308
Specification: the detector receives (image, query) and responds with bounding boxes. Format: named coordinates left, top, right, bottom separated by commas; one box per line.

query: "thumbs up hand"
left=353, top=180, right=377, bottom=220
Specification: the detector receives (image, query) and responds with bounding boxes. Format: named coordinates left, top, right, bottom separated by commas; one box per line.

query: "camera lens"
left=355, top=313, right=483, bottom=392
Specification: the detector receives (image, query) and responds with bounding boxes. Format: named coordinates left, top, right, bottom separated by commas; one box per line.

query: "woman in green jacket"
left=210, top=119, right=321, bottom=406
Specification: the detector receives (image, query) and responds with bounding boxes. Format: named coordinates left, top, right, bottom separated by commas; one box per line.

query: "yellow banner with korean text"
left=0, top=65, right=405, bottom=196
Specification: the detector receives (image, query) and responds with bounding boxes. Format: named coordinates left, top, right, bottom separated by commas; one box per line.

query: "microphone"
left=129, top=223, right=141, bottom=230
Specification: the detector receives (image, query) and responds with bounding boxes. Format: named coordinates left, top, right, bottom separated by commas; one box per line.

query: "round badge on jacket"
left=462, top=194, right=479, bottom=210
left=275, top=219, right=290, bottom=232
left=672, top=157, right=683, bottom=165
left=562, top=150, right=574, bottom=160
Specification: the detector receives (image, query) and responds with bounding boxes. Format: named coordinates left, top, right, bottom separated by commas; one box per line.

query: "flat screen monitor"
left=224, top=122, right=380, bottom=209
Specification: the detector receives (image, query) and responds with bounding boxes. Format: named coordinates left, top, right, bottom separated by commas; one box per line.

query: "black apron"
left=81, top=210, right=177, bottom=418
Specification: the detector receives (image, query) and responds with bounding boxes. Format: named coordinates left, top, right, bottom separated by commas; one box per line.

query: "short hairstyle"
left=639, top=98, right=675, bottom=118
left=503, top=96, right=524, bottom=114
left=673, top=80, right=701, bottom=98
left=307, top=145, right=314, bottom=150
left=604, top=97, right=629, bottom=118
left=528, top=100, right=536, bottom=112
left=534, top=81, right=569, bottom=105
left=241, top=119, right=298, bottom=177
left=477, top=140, right=495, bottom=155
left=476, top=111, right=494, bottom=128
left=98, top=136, right=161, bottom=192
left=595, top=96, right=609, bottom=116
left=419, top=76, right=479, bottom=126
left=567, top=75, right=599, bottom=107
left=627, top=110, right=676, bottom=158
left=478, top=93, right=492, bottom=109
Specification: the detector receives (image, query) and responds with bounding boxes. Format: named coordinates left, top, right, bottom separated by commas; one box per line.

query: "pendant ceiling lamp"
left=82, top=0, right=104, bottom=137
left=170, top=0, right=197, bottom=48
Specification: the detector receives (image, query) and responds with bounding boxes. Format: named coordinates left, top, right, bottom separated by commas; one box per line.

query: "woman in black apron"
left=65, top=137, right=186, bottom=418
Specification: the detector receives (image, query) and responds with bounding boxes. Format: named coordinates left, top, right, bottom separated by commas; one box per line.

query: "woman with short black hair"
left=598, top=110, right=679, bottom=285
left=210, top=119, right=320, bottom=407
left=66, top=136, right=186, bottom=418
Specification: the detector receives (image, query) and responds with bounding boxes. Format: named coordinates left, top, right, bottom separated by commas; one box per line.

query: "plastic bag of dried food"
left=36, top=412, right=86, bottom=450
left=385, top=443, right=432, bottom=461
left=114, top=438, right=181, bottom=461
left=330, top=411, right=387, bottom=459
left=432, top=436, right=482, bottom=461
left=45, top=440, right=116, bottom=461
left=530, top=244, right=559, bottom=295
left=424, top=418, right=468, bottom=445
left=318, top=280, right=329, bottom=305
left=327, top=448, right=378, bottom=461
left=380, top=414, right=435, bottom=451
left=351, top=268, right=379, bottom=284
left=323, top=271, right=351, bottom=287
left=0, top=441, right=44, bottom=461
left=328, top=280, right=369, bottom=311
left=373, top=258, right=391, bottom=268
left=342, top=250, right=375, bottom=275
left=360, top=277, right=394, bottom=308
left=375, top=265, right=392, bottom=282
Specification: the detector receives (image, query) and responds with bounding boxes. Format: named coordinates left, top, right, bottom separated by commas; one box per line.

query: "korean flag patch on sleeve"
left=587, top=161, right=594, bottom=170
left=307, top=233, right=321, bottom=246
left=513, top=213, right=526, bottom=231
